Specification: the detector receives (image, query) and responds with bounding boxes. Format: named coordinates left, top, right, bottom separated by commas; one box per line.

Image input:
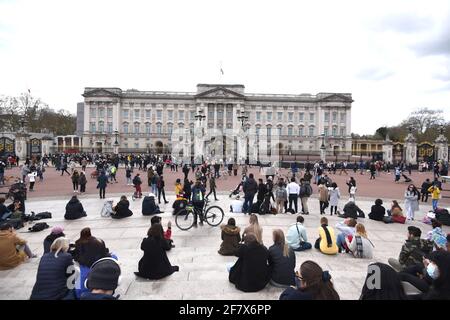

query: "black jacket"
left=142, top=196, right=161, bottom=216
left=369, top=204, right=386, bottom=221
left=64, top=198, right=86, bottom=220
left=30, top=252, right=73, bottom=300
left=137, top=236, right=176, bottom=280
left=268, top=244, right=296, bottom=286
left=80, top=292, right=118, bottom=300
left=343, top=202, right=365, bottom=219
left=229, top=242, right=270, bottom=292
left=243, top=178, right=258, bottom=197
left=112, top=200, right=133, bottom=219
left=43, top=232, right=65, bottom=253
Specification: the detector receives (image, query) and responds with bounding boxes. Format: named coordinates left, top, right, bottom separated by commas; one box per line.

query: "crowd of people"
left=0, top=152, right=450, bottom=300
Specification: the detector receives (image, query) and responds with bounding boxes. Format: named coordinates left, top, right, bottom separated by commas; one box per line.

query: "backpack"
left=275, top=187, right=287, bottom=199
left=29, top=222, right=50, bottom=232
left=34, top=211, right=52, bottom=220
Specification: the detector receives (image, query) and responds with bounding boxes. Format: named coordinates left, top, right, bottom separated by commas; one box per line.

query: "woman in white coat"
left=328, top=182, right=340, bottom=216
left=404, top=184, right=419, bottom=221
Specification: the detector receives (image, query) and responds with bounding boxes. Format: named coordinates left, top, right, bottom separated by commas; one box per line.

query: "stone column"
left=15, top=133, right=29, bottom=161
left=382, top=134, right=393, bottom=163
left=404, top=127, right=417, bottom=165
left=435, top=127, right=448, bottom=163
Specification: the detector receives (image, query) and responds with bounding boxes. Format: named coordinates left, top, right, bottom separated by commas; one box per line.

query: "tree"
left=0, top=91, right=76, bottom=135
left=402, top=107, right=445, bottom=135
left=374, top=126, right=388, bottom=140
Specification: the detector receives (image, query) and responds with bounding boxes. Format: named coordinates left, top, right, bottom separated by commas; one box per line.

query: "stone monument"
left=404, top=127, right=417, bottom=165
left=435, top=126, right=448, bottom=163
left=382, top=133, right=393, bottom=163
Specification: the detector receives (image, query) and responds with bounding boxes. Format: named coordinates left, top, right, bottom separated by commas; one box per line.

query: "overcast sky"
left=1, top=0, right=449, bottom=134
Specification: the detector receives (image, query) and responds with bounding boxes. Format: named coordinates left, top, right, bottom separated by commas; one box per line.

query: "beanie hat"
left=51, top=226, right=64, bottom=235
left=86, top=258, right=121, bottom=291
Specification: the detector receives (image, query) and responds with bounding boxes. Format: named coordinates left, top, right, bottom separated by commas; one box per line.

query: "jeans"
left=151, top=184, right=157, bottom=195
left=243, top=194, right=255, bottom=213
left=432, top=199, right=438, bottom=211
left=319, top=201, right=327, bottom=213
left=421, top=192, right=428, bottom=202
left=276, top=199, right=285, bottom=214
left=336, top=233, right=346, bottom=251
left=99, top=187, right=106, bottom=199
left=288, top=194, right=298, bottom=213
left=330, top=206, right=337, bottom=215
left=158, top=188, right=167, bottom=203
left=80, top=184, right=86, bottom=193
left=293, top=242, right=312, bottom=252
left=29, top=181, right=35, bottom=191
left=73, top=182, right=78, bottom=191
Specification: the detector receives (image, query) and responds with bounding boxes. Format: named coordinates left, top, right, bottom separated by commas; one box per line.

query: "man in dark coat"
left=229, top=234, right=270, bottom=292
left=242, top=174, right=258, bottom=214
left=111, top=196, right=133, bottom=219
left=97, top=171, right=108, bottom=199
left=142, top=193, right=163, bottom=216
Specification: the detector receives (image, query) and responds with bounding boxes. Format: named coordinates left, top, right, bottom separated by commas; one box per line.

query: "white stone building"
left=79, top=84, right=353, bottom=161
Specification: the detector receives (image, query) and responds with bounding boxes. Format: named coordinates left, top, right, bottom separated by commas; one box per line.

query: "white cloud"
left=0, top=0, right=449, bottom=134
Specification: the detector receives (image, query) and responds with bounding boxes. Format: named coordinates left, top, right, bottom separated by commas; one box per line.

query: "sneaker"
left=193, top=223, right=198, bottom=228
left=199, top=221, right=204, bottom=226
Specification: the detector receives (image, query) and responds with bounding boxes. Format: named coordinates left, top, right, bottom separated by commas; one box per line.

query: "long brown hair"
left=299, top=261, right=340, bottom=300
left=76, top=227, right=92, bottom=245
left=273, top=229, right=290, bottom=257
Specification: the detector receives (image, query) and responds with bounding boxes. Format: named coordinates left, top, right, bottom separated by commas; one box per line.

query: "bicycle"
left=175, top=198, right=224, bottom=230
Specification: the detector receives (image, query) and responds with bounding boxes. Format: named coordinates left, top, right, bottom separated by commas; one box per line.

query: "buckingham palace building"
left=78, top=83, right=353, bottom=163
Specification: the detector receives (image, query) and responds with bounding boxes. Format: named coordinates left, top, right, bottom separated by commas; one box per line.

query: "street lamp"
left=194, top=109, right=206, bottom=123
left=320, top=133, right=326, bottom=162
left=19, top=116, right=27, bottom=133
left=114, top=130, right=119, bottom=145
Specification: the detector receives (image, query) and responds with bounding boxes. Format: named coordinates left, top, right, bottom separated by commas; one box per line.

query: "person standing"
left=132, top=173, right=143, bottom=198
left=318, top=182, right=329, bottom=215
left=286, top=178, right=300, bottom=214
left=205, top=175, right=218, bottom=201
left=369, top=163, right=376, bottom=180
left=299, top=179, right=312, bottom=215
left=79, top=171, right=87, bottom=193
left=71, top=170, right=80, bottom=193
left=404, top=184, right=419, bottom=221
left=0, top=159, right=5, bottom=185
left=97, top=171, right=108, bottom=199
left=81, top=158, right=87, bottom=172
left=274, top=182, right=288, bottom=214
left=156, top=175, right=169, bottom=204
left=191, top=180, right=206, bottom=227
left=126, top=166, right=133, bottom=186
left=60, top=162, right=70, bottom=176
left=27, top=170, right=37, bottom=192
left=328, top=183, right=340, bottom=216
left=428, top=184, right=441, bottom=212
left=242, top=173, right=258, bottom=214
left=420, top=178, right=431, bottom=202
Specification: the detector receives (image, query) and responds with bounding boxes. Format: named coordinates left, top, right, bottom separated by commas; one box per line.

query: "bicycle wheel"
left=175, top=209, right=195, bottom=231
left=204, top=205, right=224, bottom=227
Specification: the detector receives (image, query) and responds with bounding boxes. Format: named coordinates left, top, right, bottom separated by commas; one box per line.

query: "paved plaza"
left=0, top=191, right=449, bottom=300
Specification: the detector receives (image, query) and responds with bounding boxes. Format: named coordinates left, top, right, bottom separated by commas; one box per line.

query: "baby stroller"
left=100, top=199, right=114, bottom=217
left=90, top=170, right=99, bottom=179
left=259, top=193, right=273, bottom=215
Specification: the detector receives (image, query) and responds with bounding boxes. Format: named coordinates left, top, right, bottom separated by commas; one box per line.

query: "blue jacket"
left=30, top=252, right=73, bottom=300
left=97, top=174, right=108, bottom=188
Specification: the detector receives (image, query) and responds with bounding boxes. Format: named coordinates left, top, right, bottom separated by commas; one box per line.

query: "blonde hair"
left=273, top=229, right=290, bottom=257
left=247, top=214, right=263, bottom=244
left=50, top=237, right=70, bottom=258
left=355, top=224, right=368, bottom=238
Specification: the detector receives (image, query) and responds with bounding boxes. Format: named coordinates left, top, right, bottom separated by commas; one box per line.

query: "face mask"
left=427, top=263, right=440, bottom=280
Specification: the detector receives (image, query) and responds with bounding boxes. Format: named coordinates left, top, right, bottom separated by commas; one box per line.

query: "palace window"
left=123, top=123, right=129, bottom=134
left=340, top=113, right=346, bottom=123
left=90, top=122, right=96, bottom=133
left=256, top=112, right=261, bottom=121
left=267, top=127, right=272, bottom=137
left=340, top=127, right=345, bottom=136
left=288, top=127, right=293, bottom=136
left=178, top=110, right=184, bottom=120
left=168, top=110, right=173, bottom=121
left=98, top=108, right=105, bottom=118
left=134, top=123, right=140, bottom=134
left=299, top=112, right=304, bottom=122
left=299, top=126, right=304, bottom=136
left=190, top=111, right=195, bottom=120
left=145, top=123, right=151, bottom=134
left=90, top=107, right=96, bottom=118
left=168, top=123, right=173, bottom=135
left=324, top=112, right=330, bottom=122
left=134, top=109, right=140, bottom=119
left=332, top=112, right=337, bottom=123
left=288, top=112, right=293, bottom=121
left=134, top=143, right=139, bottom=149
left=98, top=121, right=104, bottom=133
left=277, top=112, right=283, bottom=121
left=267, top=112, right=272, bottom=121
left=107, top=108, right=112, bottom=118
left=146, top=110, right=151, bottom=119
left=107, top=122, right=113, bottom=133
left=308, top=126, right=314, bottom=137
left=332, top=127, right=337, bottom=136
left=123, top=109, right=129, bottom=119
left=157, top=123, right=162, bottom=134
left=157, top=110, right=162, bottom=121
left=277, top=127, right=282, bottom=136
left=309, top=113, right=315, bottom=122
left=324, top=127, right=329, bottom=136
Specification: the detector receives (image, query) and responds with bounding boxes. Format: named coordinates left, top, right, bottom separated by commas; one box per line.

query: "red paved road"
left=2, top=166, right=449, bottom=205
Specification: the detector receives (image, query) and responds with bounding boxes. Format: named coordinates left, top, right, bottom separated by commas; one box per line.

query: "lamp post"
left=193, top=109, right=206, bottom=164
left=320, top=133, right=326, bottom=163
left=113, top=130, right=119, bottom=155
